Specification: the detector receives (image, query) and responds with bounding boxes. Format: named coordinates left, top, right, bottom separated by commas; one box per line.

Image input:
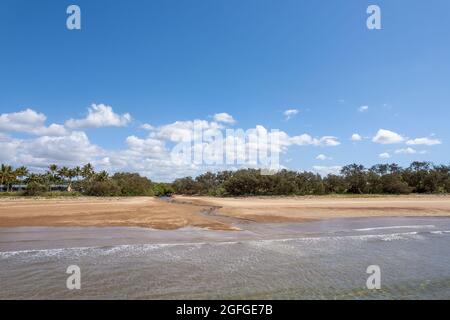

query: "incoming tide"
left=1, top=217, right=450, bottom=299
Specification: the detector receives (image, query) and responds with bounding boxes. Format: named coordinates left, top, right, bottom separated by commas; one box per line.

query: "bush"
left=151, top=183, right=174, bottom=197
left=172, top=177, right=198, bottom=195
left=381, top=175, right=412, bottom=194
left=324, top=174, right=348, bottom=194
left=223, top=170, right=261, bottom=196
left=207, top=186, right=226, bottom=196
left=23, top=182, right=47, bottom=196
left=111, top=172, right=153, bottom=196
left=83, top=180, right=121, bottom=196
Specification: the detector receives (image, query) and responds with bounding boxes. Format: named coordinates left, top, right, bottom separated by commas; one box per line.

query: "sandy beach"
left=175, top=195, right=450, bottom=222
left=0, top=197, right=231, bottom=230
left=2, top=196, right=450, bottom=299
left=1, top=195, right=450, bottom=230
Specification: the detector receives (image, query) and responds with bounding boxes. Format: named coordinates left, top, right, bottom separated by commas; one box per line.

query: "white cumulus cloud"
left=290, top=134, right=340, bottom=147
left=0, top=108, right=68, bottom=136
left=316, top=154, right=332, bottom=161
left=65, top=104, right=131, bottom=129
left=0, top=131, right=101, bottom=168
left=150, top=120, right=223, bottom=142
left=140, top=123, right=155, bottom=130
left=406, top=137, right=442, bottom=146
left=213, top=113, right=235, bottom=124
left=351, top=133, right=362, bottom=141
left=283, top=109, right=299, bottom=120
left=395, top=147, right=417, bottom=155
left=358, top=106, right=369, bottom=112
left=0, top=106, right=345, bottom=181
left=372, top=129, right=405, bottom=144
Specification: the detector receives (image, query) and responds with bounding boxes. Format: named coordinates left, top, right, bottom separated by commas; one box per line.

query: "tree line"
left=172, top=162, right=450, bottom=196
left=1, top=161, right=449, bottom=197
left=0, top=163, right=173, bottom=196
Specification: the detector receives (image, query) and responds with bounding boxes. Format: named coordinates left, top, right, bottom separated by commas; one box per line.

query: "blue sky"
left=0, top=0, right=449, bottom=180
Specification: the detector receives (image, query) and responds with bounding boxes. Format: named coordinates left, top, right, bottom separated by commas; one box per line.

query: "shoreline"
left=2, top=216, right=449, bottom=253
left=0, top=195, right=450, bottom=231
left=3, top=217, right=450, bottom=300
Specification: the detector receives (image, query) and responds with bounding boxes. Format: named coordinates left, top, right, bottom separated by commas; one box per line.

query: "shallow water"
left=1, top=217, right=449, bottom=299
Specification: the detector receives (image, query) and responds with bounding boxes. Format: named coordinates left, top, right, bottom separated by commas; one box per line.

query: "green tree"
left=112, top=172, right=153, bottom=196
left=58, top=167, right=70, bottom=182
left=151, top=183, right=174, bottom=197
left=93, top=170, right=109, bottom=182
left=73, top=166, right=82, bottom=181
left=324, top=174, right=347, bottom=194
left=48, top=164, right=58, bottom=183
left=84, top=180, right=120, bottom=196
left=341, top=164, right=368, bottom=194
left=380, top=174, right=411, bottom=194
left=172, top=177, right=198, bottom=195
left=0, top=164, right=16, bottom=192
left=404, top=161, right=433, bottom=193
left=14, top=166, right=29, bottom=182
left=223, top=169, right=261, bottom=196
left=81, top=163, right=95, bottom=180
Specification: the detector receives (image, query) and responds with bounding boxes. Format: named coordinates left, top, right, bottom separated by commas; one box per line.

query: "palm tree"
left=0, top=164, right=16, bottom=192
left=0, top=164, right=7, bottom=190
left=25, top=173, right=43, bottom=184
left=0, top=164, right=6, bottom=186
left=67, top=168, right=77, bottom=191
left=14, top=166, right=29, bottom=182
left=58, top=167, right=70, bottom=183
left=48, top=164, right=58, bottom=184
left=81, top=163, right=94, bottom=180
left=95, top=170, right=109, bottom=182
left=74, top=166, right=81, bottom=181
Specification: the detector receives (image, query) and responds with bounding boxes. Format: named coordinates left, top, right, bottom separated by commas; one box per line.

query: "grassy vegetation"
left=0, top=191, right=83, bottom=198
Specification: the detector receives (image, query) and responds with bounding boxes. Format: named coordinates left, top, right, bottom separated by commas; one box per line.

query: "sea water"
left=1, top=217, right=449, bottom=299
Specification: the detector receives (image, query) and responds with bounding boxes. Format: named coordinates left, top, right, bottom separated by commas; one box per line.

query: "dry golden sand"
left=174, top=195, right=450, bottom=223
left=0, top=195, right=450, bottom=230
left=0, top=197, right=231, bottom=230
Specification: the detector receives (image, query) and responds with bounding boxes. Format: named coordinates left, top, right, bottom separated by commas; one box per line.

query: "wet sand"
left=0, top=195, right=450, bottom=231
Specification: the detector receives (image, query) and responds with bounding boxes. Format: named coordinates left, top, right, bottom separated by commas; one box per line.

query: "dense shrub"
left=323, top=174, right=348, bottom=194
left=2, top=161, right=450, bottom=198
left=172, top=177, right=198, bottom=195
left=171, top=162, right=450, bottom=196
left=380, top=175, right=412, bottom=194
left=83, top=180, right=121, bottom=196
left=223, top=169, right=261, bottom=195
left=151, top=183, right=174, bottom=196
left=23, top=182, right=47, bottom=196
left=112, top=172, right=153, bottom=196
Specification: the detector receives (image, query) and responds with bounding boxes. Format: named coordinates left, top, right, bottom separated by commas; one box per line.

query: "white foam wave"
left=354, top=225, right=435, bottom=232
left=2, top=229, right=449, bottom=259
left=430, top=230, right=450, bottom=235
left=0, top=242, right=207, bottom=259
